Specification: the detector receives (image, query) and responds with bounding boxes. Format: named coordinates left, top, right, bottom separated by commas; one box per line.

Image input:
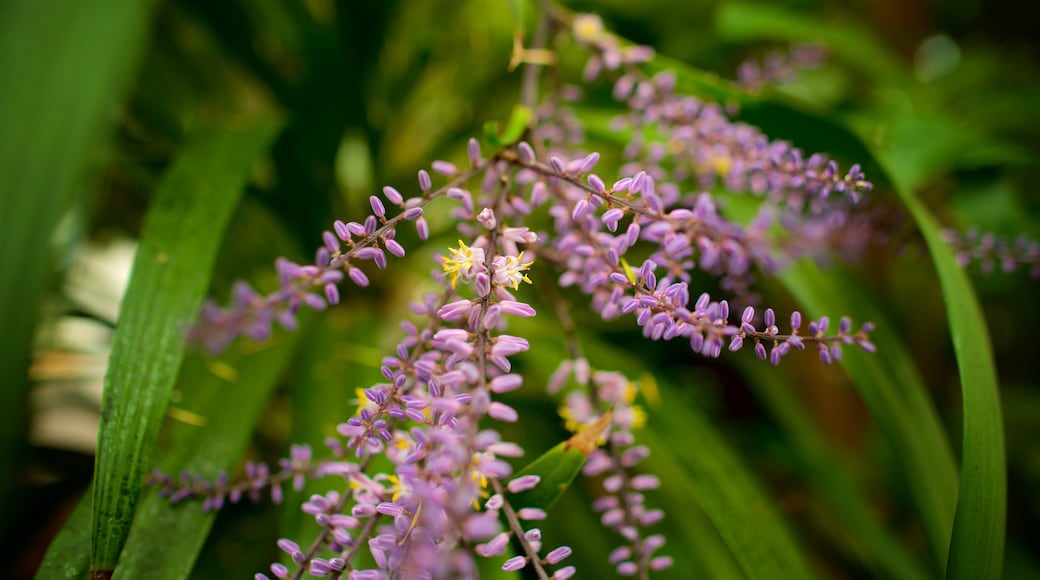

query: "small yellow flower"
left=441, top=240, right=485, bottom=288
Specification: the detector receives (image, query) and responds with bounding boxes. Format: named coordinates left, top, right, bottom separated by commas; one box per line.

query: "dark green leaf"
left=778, top=262, right=959, bottom=573
left=646, top=393, right=814, bottom=580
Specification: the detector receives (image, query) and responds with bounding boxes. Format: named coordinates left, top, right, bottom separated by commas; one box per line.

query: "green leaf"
left=483, top=105, right=533, bottom=148
left=737, top=357, right=930, bottom=580
left=876, top=164, right=1006, bottom=580
left=645, top=391, right=814, bottom=580
left=505, top=414, right=610, bottom=513
left=89, top=119, right=284, bottom=575
left=35, top=490, right=93, bottom=579
left=0, top=0, right=156, bottom=520
left=116, top=331, right=306, bottom=578
left=777, top=262, right=959, bottom=573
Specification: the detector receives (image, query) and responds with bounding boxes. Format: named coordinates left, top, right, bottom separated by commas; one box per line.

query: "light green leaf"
left=89, top=119, right=284, bottom=575
left=506, top=414, right=611, bottom=513
left=0, top=0, right=156, bottom=520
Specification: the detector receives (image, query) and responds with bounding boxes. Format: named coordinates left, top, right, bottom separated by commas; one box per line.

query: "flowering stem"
left=490, top=478, right=552, bottom=580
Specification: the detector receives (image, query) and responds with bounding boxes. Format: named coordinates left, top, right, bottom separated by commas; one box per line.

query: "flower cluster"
left=735, top=43, right=827, bottom=92
left=154, top=9, right=882, bottom=579
left=942, top=227, right=1040, bottom=277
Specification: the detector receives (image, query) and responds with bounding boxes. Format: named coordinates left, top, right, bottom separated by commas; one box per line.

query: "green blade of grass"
left=646, top=386, right=814, bottom=580
left=0, top=0, right=156, bottom=522
left=879, top=171, right=1006, bottom=580
left=89, top=119, right=284, bottom=577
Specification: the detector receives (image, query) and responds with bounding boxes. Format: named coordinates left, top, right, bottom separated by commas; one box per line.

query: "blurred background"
left=3, top=0, right=1039, bottom=577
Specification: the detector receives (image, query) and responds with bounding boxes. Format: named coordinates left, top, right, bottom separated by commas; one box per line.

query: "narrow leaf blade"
left=89, top=119, right=284, bottom=575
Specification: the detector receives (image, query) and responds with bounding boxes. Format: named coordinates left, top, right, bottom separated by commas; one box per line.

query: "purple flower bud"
left=502, top=556, right=527, bottom=572
left=369, top=195, right=386, bottom=217
left=553, top=566, right=577, bottom=579
left=417, top=169, right=432, bottom=191
left=382, top=186, right=404, bottom=205
left=432, top=160, right=457, bottom=175
left=384, top=239, right=406, bottom=257
left=490, top=374, right=524, bottom=393
left=517, top=507, right=547, bottom=520
left=546, top=546, right=573, bottom=564
left=309, top=558, right=331, bottom=576
left=579, top=152, right=600, bottom=174
left=324, top=283, right=340, bottom=305
left=478, top=533, right=510, bottom=557
left=376, top=502, right=405, bottom=517
left=346, top=221, right=367, bottom=236
left=468, top=138, right=482, bottom=165
left=764, top=308, right=776, bottom=328
left=507, top=474, right=540, bottom=492
left=415, top=217, right=429, bottom=240
left=517, top=141, right=535, bottom=163
left=588, top=174, right=606, bottom=193
left=322, top=231, right=340, bottom=253
left=348, top=268, right=369, bottom=287
left=489, top=402, right=518, bottom=422
left=403, top=207, right=423, bottom=220
left=572, top=198, right=591, bottom=221
left=790, top=310, right=802, bottom=330
left=333, top=220, right=351, bottom=241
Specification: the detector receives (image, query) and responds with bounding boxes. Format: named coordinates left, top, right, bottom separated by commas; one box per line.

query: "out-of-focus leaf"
left=877, top=162, right=1006, bottom=580
left=778, top=262, right=959, bottom=573
left=868, top=115, right=1032, bottom=192
left=738, top=358, right=930, bottom=580
left=649, top=387, right=814, bottom=580
left=0, top=0, right=156, bottom=522
left=89, top=119, right=284, bottom=576
left=484, top=105, right=533, bottom=148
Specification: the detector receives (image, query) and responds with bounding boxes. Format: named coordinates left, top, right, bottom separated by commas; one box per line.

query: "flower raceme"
left=157, top=15, right=882, bottom=579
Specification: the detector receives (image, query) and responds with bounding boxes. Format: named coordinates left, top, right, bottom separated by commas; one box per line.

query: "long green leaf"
left=36, top=329, right=303, bottom=579
left=738, top=358, right=929, bottom=580
left=778, top=263, right=959, bottom=572
left=647, top=388, right=814, bottom=580
left=0, top=0, right=156, bottom=523
left=878, top=167, right=1006, bottom=580
left=89, top=119, right=284, bottom=576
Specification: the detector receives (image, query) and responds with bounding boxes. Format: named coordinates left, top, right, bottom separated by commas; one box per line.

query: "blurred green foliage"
left=5, top=0, right=1039, bottom=578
